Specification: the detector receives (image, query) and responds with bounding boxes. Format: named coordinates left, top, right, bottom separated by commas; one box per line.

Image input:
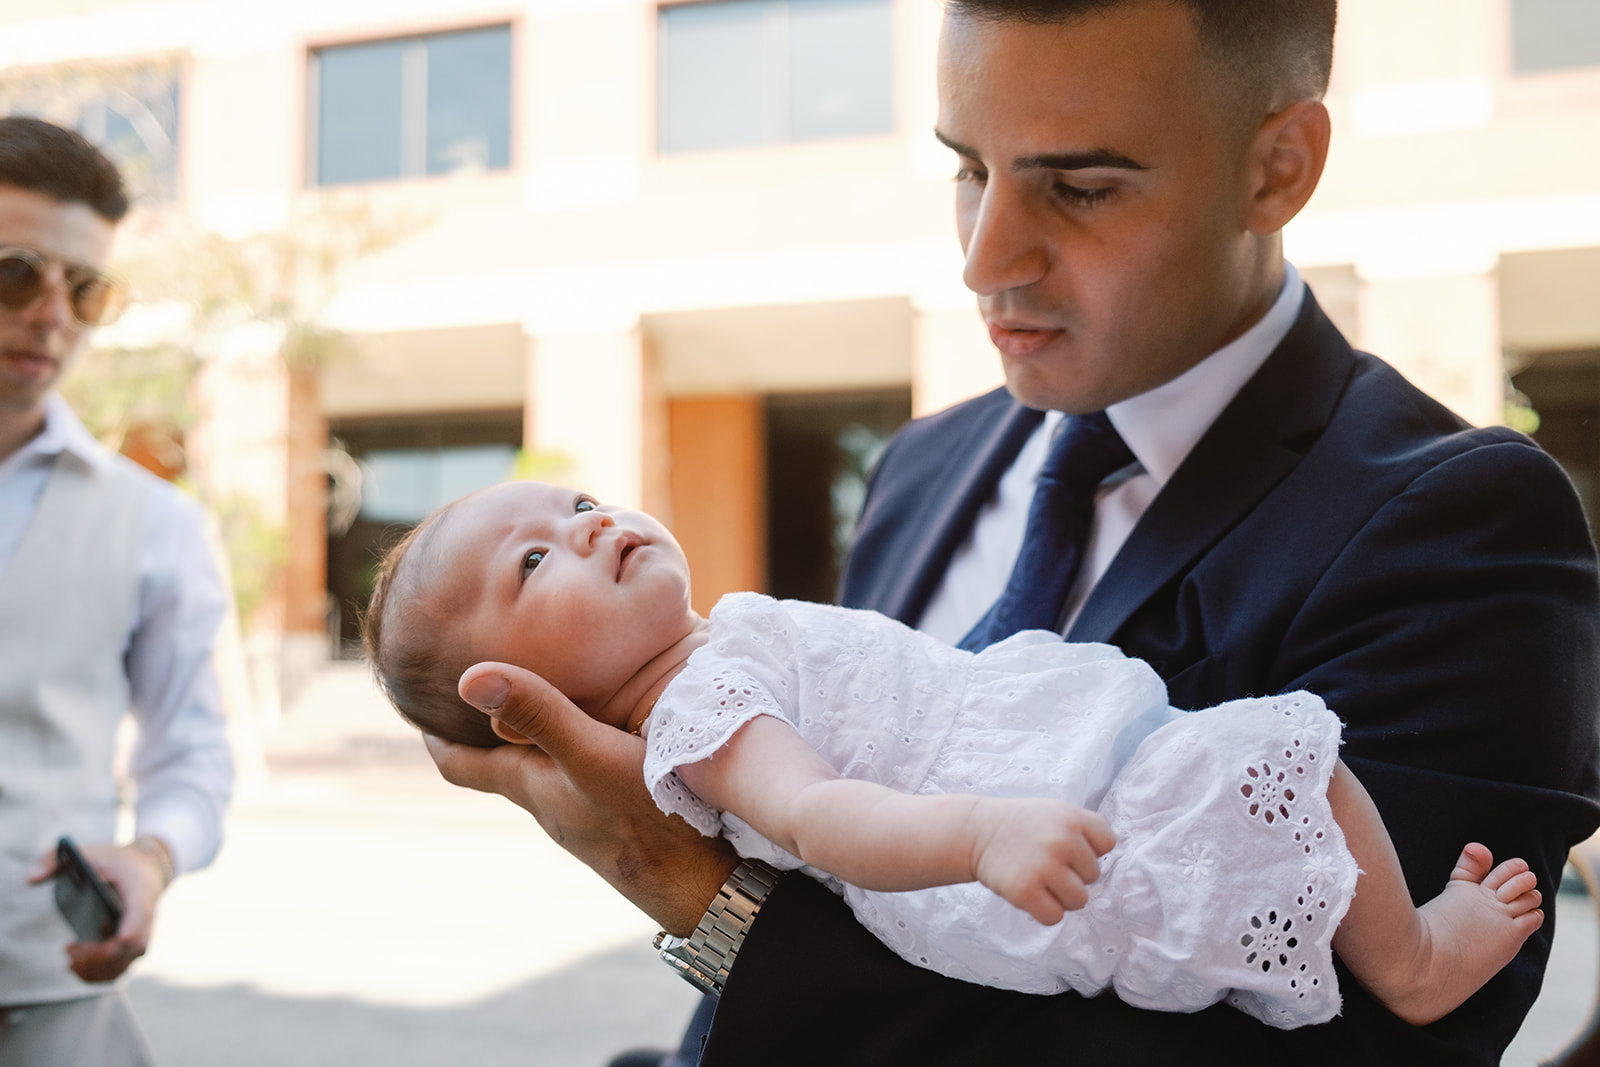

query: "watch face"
left=660, top=941, right=722, bottom=996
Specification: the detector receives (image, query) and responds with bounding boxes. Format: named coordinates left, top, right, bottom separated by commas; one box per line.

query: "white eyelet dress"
left=642, top=593, right=1359, bottom=1030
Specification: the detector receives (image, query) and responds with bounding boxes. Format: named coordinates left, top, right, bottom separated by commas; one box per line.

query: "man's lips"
left=0, top=348, right=56, bottom=380
left=986, top=321, right=1064, bottom=359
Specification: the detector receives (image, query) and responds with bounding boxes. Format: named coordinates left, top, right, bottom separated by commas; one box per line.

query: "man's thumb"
left=458, top=661, right=585, bottom=755
left=459, top=665, right=510, bottom=711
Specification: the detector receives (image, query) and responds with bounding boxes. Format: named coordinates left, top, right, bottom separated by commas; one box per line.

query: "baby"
left=364, top=479, right=1544, bottom=1029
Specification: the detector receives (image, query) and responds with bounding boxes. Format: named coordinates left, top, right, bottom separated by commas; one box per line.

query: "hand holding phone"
left=53, top=836, right=125, bottom=943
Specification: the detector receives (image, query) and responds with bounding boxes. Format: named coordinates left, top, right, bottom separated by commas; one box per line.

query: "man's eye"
left=1054, top=182, right=1113, bottom=208
left=575, top=497, right=597, bottom=513
left=522, top=549, right=546, bottom=579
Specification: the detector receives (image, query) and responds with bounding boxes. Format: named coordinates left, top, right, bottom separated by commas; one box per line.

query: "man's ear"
left=490, top=717, right=538, bottom=745
left=1245, top=99, right=1331, bottom=235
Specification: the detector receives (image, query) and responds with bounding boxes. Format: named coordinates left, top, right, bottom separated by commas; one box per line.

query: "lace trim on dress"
left=643, top=666, right=785, bottom=837
left=1222, top=693, right=1356, bottom=1027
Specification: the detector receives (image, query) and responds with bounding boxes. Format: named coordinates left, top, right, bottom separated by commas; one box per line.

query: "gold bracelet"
left=131, top=835, right=175, bottom=890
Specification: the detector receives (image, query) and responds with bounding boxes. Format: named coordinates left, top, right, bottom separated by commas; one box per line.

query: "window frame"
left=655, top=0, right=896, bottom=155
left=304, top=20, right=517, bottom=188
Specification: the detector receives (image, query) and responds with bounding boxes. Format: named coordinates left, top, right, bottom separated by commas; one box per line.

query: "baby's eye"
left=521, top=549, right=546, bottom=580
left=575, top=497, right=597, bottom=514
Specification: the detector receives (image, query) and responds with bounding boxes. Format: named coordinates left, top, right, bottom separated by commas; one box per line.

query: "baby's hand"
left=970, top=798, right=1116, bottom=925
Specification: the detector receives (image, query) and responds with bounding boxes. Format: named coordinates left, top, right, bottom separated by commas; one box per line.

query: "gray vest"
left=0, top=450, right=145, bottom=1004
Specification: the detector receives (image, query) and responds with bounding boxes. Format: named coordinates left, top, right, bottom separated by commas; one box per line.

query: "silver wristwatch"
left=654, top=858, right=780, bottom=997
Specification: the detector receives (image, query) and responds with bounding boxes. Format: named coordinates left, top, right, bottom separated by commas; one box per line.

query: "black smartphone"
left=52, top=836, right=125, bottom=943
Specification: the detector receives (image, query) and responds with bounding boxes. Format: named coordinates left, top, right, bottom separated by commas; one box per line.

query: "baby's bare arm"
left=677, top=716, right=1115, bottom=923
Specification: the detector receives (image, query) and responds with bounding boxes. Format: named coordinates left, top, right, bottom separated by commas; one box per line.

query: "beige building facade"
left=2, top=0, right=1597, bottom=695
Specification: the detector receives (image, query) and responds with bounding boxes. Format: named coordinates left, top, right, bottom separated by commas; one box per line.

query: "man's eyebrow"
left=1015, top=149, right=1148, bottom=172
left=933, top=130, right=1148, bottom=173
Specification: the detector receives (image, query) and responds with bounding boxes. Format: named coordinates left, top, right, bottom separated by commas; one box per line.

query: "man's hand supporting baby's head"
left=427, top=658, right=740, bottom=934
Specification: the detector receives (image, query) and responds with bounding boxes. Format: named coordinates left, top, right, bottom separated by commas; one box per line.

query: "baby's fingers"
left=1048, top=855, right=1097, bottom=909
left=1016, top=865, right=1094, bottom=924
left=1082, top=812, right=1117, bottom=857
left=1019, top=887, right=1069, bottom=926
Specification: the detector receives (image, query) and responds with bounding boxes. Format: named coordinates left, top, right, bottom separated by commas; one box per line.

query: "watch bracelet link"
left=654, top=858, right=780, bottom=996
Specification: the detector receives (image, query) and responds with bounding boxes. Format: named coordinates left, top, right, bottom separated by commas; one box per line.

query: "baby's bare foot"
left=1374, top=843, right=1543, bottom=1025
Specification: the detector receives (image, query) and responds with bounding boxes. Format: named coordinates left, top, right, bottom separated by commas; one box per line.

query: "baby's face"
left=427, top=481, right=697, bottom=725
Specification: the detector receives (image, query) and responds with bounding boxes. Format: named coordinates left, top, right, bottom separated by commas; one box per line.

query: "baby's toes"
left=1511, top=906, right=1545, bottom=937
left=1502, top=883, right=1542, bottom=917
left=1481, top=856, right=1531, bottom=892
left=1450, top=842, right=1496, bottom=883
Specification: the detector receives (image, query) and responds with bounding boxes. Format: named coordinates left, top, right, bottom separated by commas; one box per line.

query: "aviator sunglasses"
left=0, top=246, right=127, bottom=327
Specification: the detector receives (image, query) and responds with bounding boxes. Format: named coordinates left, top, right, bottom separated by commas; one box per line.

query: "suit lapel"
left=878, top=401, right=1043, bottom=622
left=1068, top=292, right=1357, bottom=644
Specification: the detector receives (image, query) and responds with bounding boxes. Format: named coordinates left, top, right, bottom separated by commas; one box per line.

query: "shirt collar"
left=1106, top=263, right=1304, bottom=488
left=17, top=393, right=112, bottom=472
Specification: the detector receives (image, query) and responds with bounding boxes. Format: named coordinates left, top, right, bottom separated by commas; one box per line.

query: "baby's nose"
left=572, top=509, right=613, bottom=547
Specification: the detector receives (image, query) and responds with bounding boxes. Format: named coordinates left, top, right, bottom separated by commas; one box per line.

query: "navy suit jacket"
left=701, top=291, right=1600, bottom=1065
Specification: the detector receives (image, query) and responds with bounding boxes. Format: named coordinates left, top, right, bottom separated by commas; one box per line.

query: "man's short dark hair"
left=0, top=116, right=130, bottom=223
left=946, top=0, right=1337, bottom=111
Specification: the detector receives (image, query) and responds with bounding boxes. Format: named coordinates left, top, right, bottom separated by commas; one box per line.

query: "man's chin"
left=1001, top=363, right=1107, bottom=416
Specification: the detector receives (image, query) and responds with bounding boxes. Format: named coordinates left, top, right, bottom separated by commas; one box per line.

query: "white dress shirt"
left=0, top=394, right=233, bottom=874
left=918, top=265, right=1306, bottom=645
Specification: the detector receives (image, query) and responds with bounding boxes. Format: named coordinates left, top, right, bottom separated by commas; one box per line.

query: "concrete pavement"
left=123, top=662, right=1597, bottom=1066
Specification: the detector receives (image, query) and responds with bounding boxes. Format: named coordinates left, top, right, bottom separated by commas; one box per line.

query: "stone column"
left=525, top=325, right=646, bottom=506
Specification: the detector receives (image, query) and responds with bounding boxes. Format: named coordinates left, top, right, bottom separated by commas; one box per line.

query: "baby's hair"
left=361, top=503, right=507, bottom=748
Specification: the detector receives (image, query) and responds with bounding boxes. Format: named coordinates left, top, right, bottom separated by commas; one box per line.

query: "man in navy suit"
left=429, top=1, right=1600, bottom=1063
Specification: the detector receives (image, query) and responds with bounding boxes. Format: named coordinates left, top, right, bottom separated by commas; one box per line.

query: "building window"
left=1511, top=0, right=1600, bottom=74
left=658, top=0, right=893, bottom=153
left=765, top=389, right=909, bottom=604
left=309, top=24, right=512, bottom=186
left=0, top=62, right=182, bottom=204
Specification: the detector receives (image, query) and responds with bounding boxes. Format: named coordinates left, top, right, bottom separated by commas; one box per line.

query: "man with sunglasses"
left=0, top=116, right=232, bottom=1066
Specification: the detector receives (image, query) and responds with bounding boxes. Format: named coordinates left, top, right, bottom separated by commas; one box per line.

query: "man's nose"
left=960, top=182, right=1048, bottom=298
left=19, top=270, right=73, bottom=329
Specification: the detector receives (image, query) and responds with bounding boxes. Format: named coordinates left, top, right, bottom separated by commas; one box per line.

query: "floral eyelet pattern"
left=641, top=594, right=1357, bottom=1030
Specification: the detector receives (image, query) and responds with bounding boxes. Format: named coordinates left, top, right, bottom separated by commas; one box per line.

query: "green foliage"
left=510, top=448, right=575, bottom=483
left=1504, top=376, right=1542, bottom=437
left=1504, top=400, right=1542, bottom=436
left=208, top=494, right=288, bottom=627
left=58, top=343, right=198, bottom=453
left=114, top=195, right=420, bottom=374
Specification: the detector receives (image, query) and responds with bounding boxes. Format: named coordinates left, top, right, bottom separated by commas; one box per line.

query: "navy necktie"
left=958, top=411, right=1134, bottom=651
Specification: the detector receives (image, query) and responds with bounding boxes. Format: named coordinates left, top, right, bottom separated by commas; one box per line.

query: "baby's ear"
left=490, top=718, right=537, bottom=745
